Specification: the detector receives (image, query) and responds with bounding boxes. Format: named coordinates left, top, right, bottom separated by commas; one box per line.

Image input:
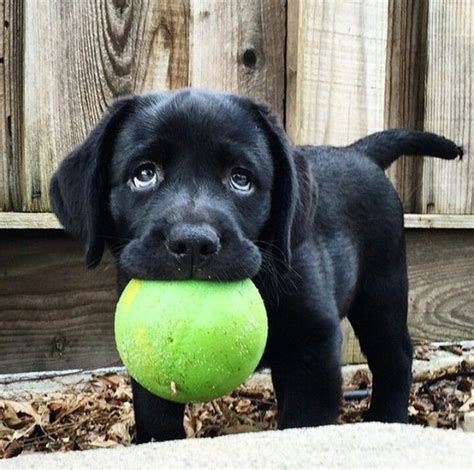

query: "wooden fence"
left=0, top=0, right=473, bottom=372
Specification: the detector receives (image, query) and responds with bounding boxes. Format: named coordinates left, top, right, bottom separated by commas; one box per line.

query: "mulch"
left=1, top=344, right=472, bottom=459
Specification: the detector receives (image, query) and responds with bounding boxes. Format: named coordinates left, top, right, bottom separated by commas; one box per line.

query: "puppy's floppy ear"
left=251, top=102, right=298, bottom=268
left=49, top=97, right=134, bottom=268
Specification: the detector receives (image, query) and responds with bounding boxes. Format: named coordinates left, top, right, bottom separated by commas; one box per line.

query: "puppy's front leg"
left=131, top=378, right=185, bottom=443
left=270, top=323, right=342, bottom=428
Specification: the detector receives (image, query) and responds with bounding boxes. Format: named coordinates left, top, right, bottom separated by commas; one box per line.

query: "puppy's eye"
left=230, top=168, right=253, bottom=192
left=131, top=163, right=159, bottom=190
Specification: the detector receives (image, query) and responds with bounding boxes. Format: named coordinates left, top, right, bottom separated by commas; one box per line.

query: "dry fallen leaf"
left=0, top=361, right=471, bottom=459
left=414, top=343, right=434, bottom=361
left=108, top=422, right=130, bottom=442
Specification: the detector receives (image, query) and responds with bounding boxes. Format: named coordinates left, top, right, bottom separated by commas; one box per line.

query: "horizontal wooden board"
left=0, top=231, right=118, bottom=373
left=0, top=213, right=62, bottom=229
left=405, top=229, right=474, bottom=341
left=0, top=229, right=472, bottom=372
left=343, top=228, right=474, bottom=363
left=2, top=213, right=474, bottom=230
left=404, top=214, right=474, bottom=229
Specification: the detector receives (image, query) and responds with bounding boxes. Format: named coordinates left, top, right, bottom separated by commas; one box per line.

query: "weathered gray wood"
left=286, top=0, right=389, bottom=144
left=406, top=229, right=474, bottom=341
left=0, top=0, right=6, bottom=211
left=343, top=229, right=474, bottom=364
left=0, top=0, right=472, bottom=373
left=1, top=212, right=474, bottom=231
left=0, top=0, right=24, bottom=211
left=0, top=231, right=118, bottom=373
left=384, top=0, right=429, bottom=212
left=0, top=229, right=472, bottom=372
left=0, top=213, right=62, bottom=229
left=190, top=0, right=286, bottom=119
left=22, top=0, right=190, bottom=212
left=420, top=0, right=473, bottom=215
left=404, top=214, right=474, bottom=229
left=341, top=318, right=365, bottom=365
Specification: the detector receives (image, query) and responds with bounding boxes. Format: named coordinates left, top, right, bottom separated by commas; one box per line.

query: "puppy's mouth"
left=119, top=236, right=262, bottom=282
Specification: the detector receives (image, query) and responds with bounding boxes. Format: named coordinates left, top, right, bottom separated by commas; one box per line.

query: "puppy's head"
left=50, top=89, right=297, bottom=280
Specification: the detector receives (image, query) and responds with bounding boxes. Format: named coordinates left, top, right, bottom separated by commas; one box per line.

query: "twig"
left=419, top=371, right=474, bottom=395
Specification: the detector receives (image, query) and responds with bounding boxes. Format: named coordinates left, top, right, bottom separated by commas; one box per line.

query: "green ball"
left=114, top=279, right=267, bottom=403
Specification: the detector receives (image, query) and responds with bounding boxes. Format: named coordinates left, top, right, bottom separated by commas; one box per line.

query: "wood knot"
left=52, top=334, right=66, bottom=357
left=113, top=0, right=129, bottom=14
left=242, top=48, right=257, bottom=68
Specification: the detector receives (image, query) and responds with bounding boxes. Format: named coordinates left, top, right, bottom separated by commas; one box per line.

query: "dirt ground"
left=1, top=343, right=472, bottom=459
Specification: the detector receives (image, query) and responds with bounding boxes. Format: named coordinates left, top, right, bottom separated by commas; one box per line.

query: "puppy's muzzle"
left=166, top=223, right=221, bottom=267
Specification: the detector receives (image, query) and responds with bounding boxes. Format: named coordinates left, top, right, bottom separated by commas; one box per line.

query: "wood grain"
left=0, top=0, right=24, bottom=211
left=406, top=229, right=474, bottom=341
left=2, top=212, right=474, bottom=231
left=384, top=0, right=429, bottom=212
left=0, top=231, right=118, bottom=373
left=286, top=0, right=300, bottom=129
left=0, top=213, right=62, bottom=229
left=190, top=0, right=286, bottom=119
left=286, top=0, right=389, bottom=145
left=341, top=318, right=365, bottom=365
left=421, top=0, right=473, bottom=215
left=343, top=229, right=474, bottom=364
left=22, top=0, right=190, bottom=212
left=404, top=214, right=474, bottom=229
left=1, top=230, right=472, bottom=372
left=0, top=0, right=5, bottom=211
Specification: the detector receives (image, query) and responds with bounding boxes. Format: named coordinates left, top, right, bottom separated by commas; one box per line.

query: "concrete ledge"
left=1, top=423, right=472, bottom=469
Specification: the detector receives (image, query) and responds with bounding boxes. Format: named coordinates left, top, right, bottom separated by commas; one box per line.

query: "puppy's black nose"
left=167, top=224, right=220, bottom=261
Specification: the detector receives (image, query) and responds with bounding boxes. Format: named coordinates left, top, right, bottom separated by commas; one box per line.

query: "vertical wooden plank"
left=286, top=0, right=389, bottom=364
left=384, top=0, right=429, bottom=212
left=286, top=0, right=389, bottom=145
left=0, top=0, right=6, bottom=211
left=421, top=0, right=473, bottom=215
left=340, top=318, right=365, bottom=365
left=137, top=0, right=190, bottom=91
left=190, top=0, right=286, bottom=118
left=1, top=0, right=24, bottom=211
left=286, top=0, right=300, bottom=131
left=22, top=0, right=190, bottom=212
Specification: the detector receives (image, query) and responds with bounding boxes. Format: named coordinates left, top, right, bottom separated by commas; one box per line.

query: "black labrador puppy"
left=50, top=89, right=462, bottom=443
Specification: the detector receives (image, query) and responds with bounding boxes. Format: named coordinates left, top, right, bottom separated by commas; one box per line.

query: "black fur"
left=348, top=129, right=462, bottom=169
left=50, top=89, right=462, bottom=443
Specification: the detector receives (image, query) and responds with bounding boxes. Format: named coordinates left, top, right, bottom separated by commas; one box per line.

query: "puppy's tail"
left=348, top=129, right=463, bottom=170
